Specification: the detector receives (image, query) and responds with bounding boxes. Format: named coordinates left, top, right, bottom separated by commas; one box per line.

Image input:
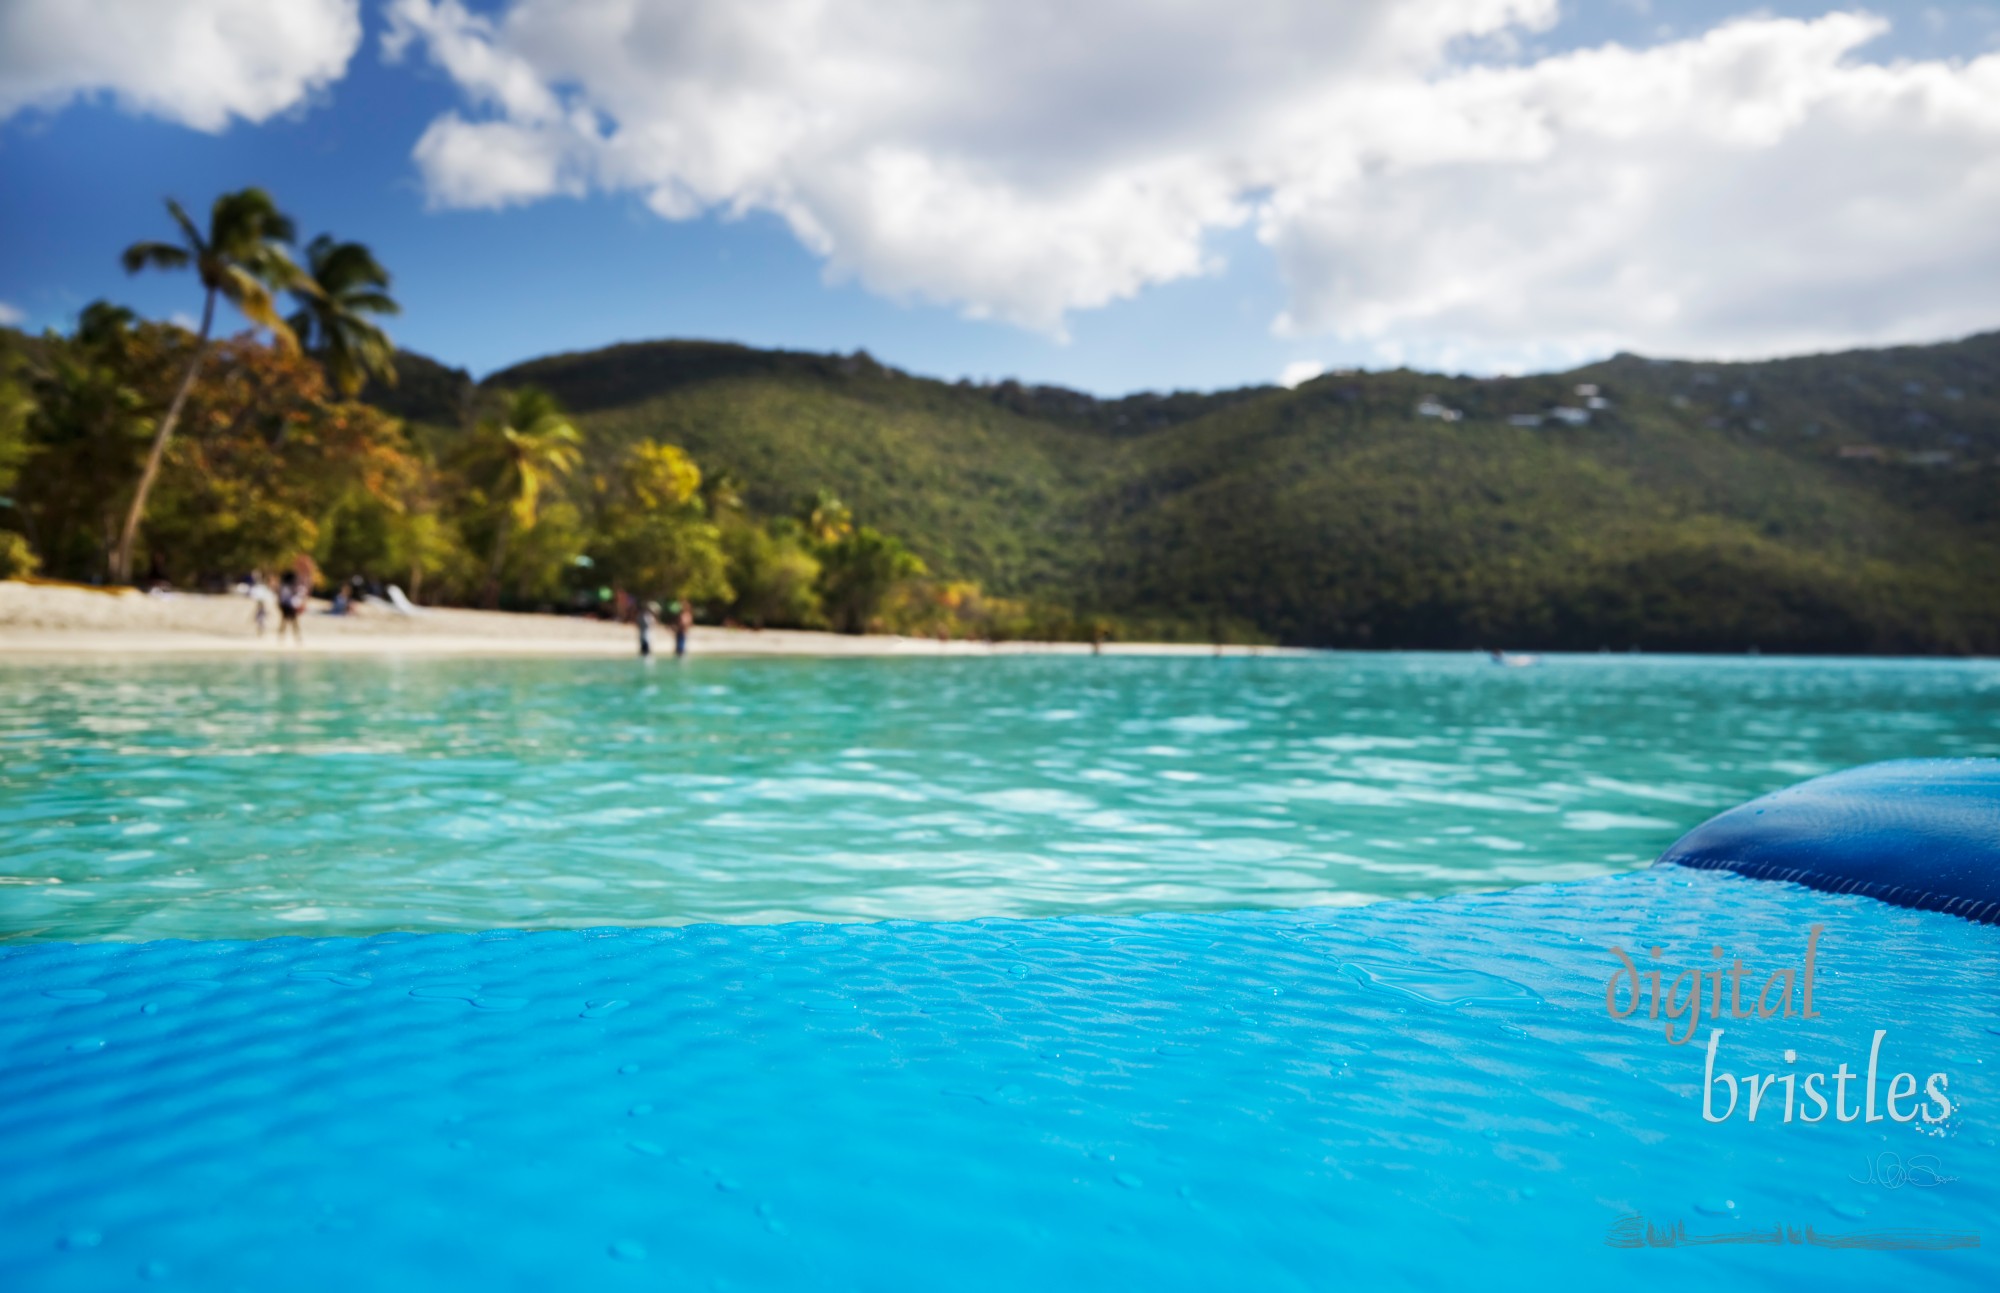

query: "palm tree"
left=115, top=188, right=306, bottom=583
left=464, top=387, right=582, bottom=607
left=288, top=234, right=400, bottom=397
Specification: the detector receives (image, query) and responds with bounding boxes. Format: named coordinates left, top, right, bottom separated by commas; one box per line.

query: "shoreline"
left=0, top=580, right=1291, bottom=660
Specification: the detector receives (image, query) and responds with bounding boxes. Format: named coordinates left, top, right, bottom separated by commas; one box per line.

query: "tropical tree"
left=591, top=439, right=731, bottom=607
left=461, top=387, right=582, bottom=606
left=802, top=489, right=853, bottom=545
left=722, top=517, right=821, bottom=628
left=288, top=234, right=400, bottom=397
left=0, top=356, right=31, bottom=500
left=701, top=467, right=745, bottom=518
left=115, top=188, right=307, bottom=582
left=137, top=336, right=417, bottom=585
left=12, top=315, right=156, bottom=579
left=0, top=350, right=35, bottom=577
left=817, top=526, right=925, bottom=634
left=75, top=301, right=139, bottom=351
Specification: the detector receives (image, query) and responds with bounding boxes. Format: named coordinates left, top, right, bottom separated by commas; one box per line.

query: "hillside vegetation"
left=397, top=333, right=2000, bottom=653
left=22, top=296, right=1988, bottom=652
left=8, top=187, right=1993, bottom=652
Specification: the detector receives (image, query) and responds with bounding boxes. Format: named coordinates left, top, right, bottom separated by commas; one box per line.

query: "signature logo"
left=1607, top=1213, right=1978, bottom=1252
left=1850, top=1152, right=1955, bottom=1190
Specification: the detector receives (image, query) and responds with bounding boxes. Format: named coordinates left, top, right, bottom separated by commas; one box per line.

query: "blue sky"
left=2, top=0, right=1997, bottom=395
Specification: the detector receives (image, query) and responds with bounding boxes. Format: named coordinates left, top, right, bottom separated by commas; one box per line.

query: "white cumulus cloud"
left=0, top=0, right=362, bottom=132
left=0, top=301, right=24, bottom=326
left=383, top=0, right=2000, bottom=362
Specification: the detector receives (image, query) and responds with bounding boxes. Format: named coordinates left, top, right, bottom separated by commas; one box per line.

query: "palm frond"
left=322, top=321, right=398, bottom=396
left=165, top=199, right=205, bottom=254
left=254, top=246, right=313, bottom=294
left=225, top=269, right=299, bottom=351
left=340, top=290, right=402, bottom=317
left=267, top=315, right=301, bottom=354
left=512, top=464, right=543, bottom=528
left=309, top=238, right=393, bottom=293
left=121, top=241, right=190, bottom=274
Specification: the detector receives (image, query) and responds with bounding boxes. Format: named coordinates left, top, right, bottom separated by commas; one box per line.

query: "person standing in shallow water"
left=276, top=570, right=306, bottom=645
left=636, top=600, right=654, bottom=658
left=672, top=600, right=692, bottom=657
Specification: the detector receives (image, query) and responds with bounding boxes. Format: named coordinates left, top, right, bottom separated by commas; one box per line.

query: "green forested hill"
left=401, top=332, right=2000, bottom=652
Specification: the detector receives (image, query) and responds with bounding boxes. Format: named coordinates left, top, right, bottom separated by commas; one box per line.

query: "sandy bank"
left=0, top=581, right=1293, bottom=660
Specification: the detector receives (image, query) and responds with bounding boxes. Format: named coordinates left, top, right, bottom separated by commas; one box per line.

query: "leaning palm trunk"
left=112, top=291, right=215, bottom=584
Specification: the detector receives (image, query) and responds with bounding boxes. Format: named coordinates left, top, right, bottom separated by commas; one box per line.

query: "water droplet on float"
left=139, top=1259, right=170, bottom=1280
left=618, top=1063, right=640, bottom=1075
left=627, top=1104, right=653, bottom=1117
left=607, top=1240, right=647, bottom=1262
left=1008, top=965, right=1029, bottom=978
left=1694, top=1198, right=1737, bottom=1217
left=581, top=999, right=629, bottom=1018
left=1832, top=1201, right=1868, bottom=1221
left=68, top=1038, right=106, bottom=1053
left=1482, top=1128, right=1501, bottom=1140
left=470, top=996, right=525, bottom=1012
left=59, top=1229, right=101, bottom=1250
left=141, top=1003, right=159, bottom=1014
left=628, top=1140, right=665, bottom=1157
left=45, top=988, right=106, bottom=1003
left=1115, top=1172, right=1143, bottom=1189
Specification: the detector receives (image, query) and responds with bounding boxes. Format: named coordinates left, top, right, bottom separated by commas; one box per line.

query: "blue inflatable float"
left=1660, top=758, right=2000, bottom=924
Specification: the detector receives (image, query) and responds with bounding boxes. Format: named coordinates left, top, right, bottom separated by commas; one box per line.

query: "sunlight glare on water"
left=4, top=652, right=1998, bottom=941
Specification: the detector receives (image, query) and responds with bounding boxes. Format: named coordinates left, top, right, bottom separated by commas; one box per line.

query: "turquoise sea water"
left=5, top=653, right=2000, bottom=941
left=6, top=654, right=1999, bottom=1290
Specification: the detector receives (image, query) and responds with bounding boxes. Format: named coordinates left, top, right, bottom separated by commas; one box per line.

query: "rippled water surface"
left=5, top=653, right=1999, bottom=940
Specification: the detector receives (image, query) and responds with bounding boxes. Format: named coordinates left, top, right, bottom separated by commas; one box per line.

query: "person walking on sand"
left=276, top=570, right=306, bottom=645
left=636, top=600, right=655, bottom=658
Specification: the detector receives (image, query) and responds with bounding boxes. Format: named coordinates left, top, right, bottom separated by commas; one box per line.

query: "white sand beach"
left=0, top=580, right=1289, bottom=659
